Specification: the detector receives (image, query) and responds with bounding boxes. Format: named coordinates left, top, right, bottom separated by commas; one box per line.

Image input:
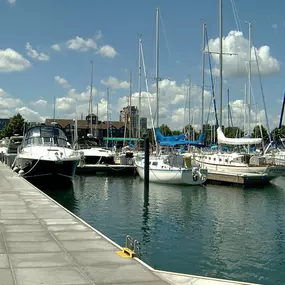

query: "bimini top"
left=217, top=127, right=262, bottom=145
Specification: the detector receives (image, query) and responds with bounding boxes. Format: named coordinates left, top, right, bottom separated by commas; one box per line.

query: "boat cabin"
left=24, top=125, right=69, bottom=148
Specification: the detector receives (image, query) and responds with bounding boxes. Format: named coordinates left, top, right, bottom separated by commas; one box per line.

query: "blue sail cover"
left=155, top=128, right=204, bottom=147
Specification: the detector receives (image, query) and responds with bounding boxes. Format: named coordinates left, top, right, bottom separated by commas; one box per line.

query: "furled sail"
left=217, top=127, right=262, bottom=145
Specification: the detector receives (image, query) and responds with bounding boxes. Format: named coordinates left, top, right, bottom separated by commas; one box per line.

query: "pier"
left=0, top=163, right=260, bottom=285
left=207, top=170, right=268, bottom=187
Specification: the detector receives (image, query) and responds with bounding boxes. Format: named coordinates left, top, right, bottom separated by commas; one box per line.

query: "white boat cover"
left=217, top=127, right=262, bottom=145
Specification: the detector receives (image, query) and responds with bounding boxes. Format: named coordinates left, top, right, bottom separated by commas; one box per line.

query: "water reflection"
left=141, top=189, right=150, bottom=246
left=34, top=178, right=78, bottom=213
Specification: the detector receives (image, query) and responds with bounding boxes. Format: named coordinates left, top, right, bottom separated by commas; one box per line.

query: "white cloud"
left=0, top=89, right=7, bottom=97
left=51, top=44, right=61, bottom=52
left=101, top=76, right=129, bottom=89
left=7, top=0, right=16, bottom=5
left=55, top=97, right=77, bottom=118
left=66, top=36, right=97, bottom=52
left=25, top=43, right=49, bottom=61
left=66, top=86, right=97, bottom=102
left=0, top=97, right=22, bottom=109
left=54, top=76, right=70, bottom=89
left=16, top=107, right=45, bottom=122
left=207, top=30, right=280, bottom=77
left=0, top=48, right=31, bottom=72
left=30, top=99, right=47, bottom=108
left=98, top=45, right=117, bottom=58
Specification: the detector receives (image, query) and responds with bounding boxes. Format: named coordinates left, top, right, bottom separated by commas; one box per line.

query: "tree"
left=224, top=126, right=244, bottom=138
left=251, top=125, right=269, bottom=143
left=159, top=124, right=172, bottom=136
left=172, top=130, right=182, bottom=135
left=0, top=114, right=25, bottom=138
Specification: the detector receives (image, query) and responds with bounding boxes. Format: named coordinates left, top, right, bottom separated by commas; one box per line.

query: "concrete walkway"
left=0, top=163, right=260, bottom=285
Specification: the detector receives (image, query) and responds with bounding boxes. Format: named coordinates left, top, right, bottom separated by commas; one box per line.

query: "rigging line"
left=252, top=40, right=272, bottom=144
left=233, top=0, right=242, bottom=32
left=205, top=26, right=219, bottom=128
left=159, top=11, right=172, bottom=62
left=140, top=40, right=157, bottom=148
left=230, top=0, right=242, bottom=31
left=230, top=0, right=240, bottom=31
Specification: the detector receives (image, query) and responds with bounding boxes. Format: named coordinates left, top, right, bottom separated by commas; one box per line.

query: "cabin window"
left=214, top=158, right=216, bottom=161
left=209, top=157, right=211, bottom=160
left=152, top=162, right=158, bottom=166
left=225, top=159, right=228, bottom=163
left=219, top=159, right=222, bottom=162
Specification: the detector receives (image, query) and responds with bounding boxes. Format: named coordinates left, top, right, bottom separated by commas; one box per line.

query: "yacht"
left=135, top=153, right=207, bottom=185
left=74, top=136, right=115, bottom=165
left=13, top=124, right=80, bottom=180
left=0, top=138, right=8, bottom=162
left=5, top=135, right=23, bottom=167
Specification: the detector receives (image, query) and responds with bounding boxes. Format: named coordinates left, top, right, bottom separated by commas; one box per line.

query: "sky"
left=1, top=0, right=285, bottom=132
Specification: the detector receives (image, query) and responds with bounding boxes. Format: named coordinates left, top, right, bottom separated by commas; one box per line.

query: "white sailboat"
left=189, top=0, right=285, bottom=183
left=135, top=8, right=207, bottom=186
left=135, top=154, right=206, bottom=185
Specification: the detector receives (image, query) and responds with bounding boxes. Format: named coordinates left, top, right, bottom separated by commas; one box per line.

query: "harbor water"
left=38, top=175, right=285, bottom=285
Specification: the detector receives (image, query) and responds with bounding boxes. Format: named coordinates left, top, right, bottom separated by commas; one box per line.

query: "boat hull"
left=191, top=157, right=285, bottom=182
left=136, top=164, right=206, bottom=185
left=15, top=157, right=78, bottom=180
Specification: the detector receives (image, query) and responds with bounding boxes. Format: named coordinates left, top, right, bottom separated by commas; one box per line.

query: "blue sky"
left=0, top=0, right=285, bottom=131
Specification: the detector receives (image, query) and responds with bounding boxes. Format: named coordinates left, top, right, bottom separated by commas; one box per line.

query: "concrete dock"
left=0, top=163, right=260, bottom=285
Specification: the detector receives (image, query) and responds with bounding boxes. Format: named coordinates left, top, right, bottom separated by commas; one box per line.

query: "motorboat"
left=13, top=124, right=80, bottom=180
left=5, top=135, right=23, bottom=167
left=74, top=136, right=115, bottom=165
left=135, top=153, right=207, bottom=185
left=0, top=138, right=8, bottom=163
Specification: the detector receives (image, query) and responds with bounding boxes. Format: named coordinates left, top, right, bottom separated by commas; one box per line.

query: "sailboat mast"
left=138, top=34, right=142, bottom=141
left=247, top=22, right=252, bottom=136
left=219, top=0, right=223, bottom=128
left=53, top=95, right=56, bottom=122
left=201, top=20, right=206, bottom=133
left=155, top=7, right=159, bottom=129
left=129, top=71, right=132, bottom=138
left=188, top=76, right=191, bottom=133
left=107, top=87, right=109, bottom=140
left=90, top=60, right=94, bottom=136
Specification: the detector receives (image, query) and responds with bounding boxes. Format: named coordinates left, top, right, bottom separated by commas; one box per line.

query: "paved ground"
left=0, top=163, right=260, bottom=285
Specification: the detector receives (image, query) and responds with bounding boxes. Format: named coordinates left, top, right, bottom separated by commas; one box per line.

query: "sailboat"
left=135, top=8, right=207, bottom=186
left=73, top=61, right=115, bottom=165
left=190, top=0, right=285, bottom=183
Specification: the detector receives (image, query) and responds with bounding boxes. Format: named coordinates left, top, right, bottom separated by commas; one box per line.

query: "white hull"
left=136, top=165, right=205, bottom=185
left=190, top=154, right=285, bottom=181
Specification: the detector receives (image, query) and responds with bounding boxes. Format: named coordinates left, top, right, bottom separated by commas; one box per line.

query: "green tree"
left=271, top=125, right=285, bottom=141
left=159, top=124, right=172, bottom=136
left=172, top=130, right=182, bottom=135
left=0, top=113, right=25, bottom=138
left=251, top=125, right=269, bottom=143
left=224, top=126, right=244, bottom=138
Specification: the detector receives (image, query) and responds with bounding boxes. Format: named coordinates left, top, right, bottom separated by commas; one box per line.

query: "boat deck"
left=0, top=163, right=260, bottom=285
